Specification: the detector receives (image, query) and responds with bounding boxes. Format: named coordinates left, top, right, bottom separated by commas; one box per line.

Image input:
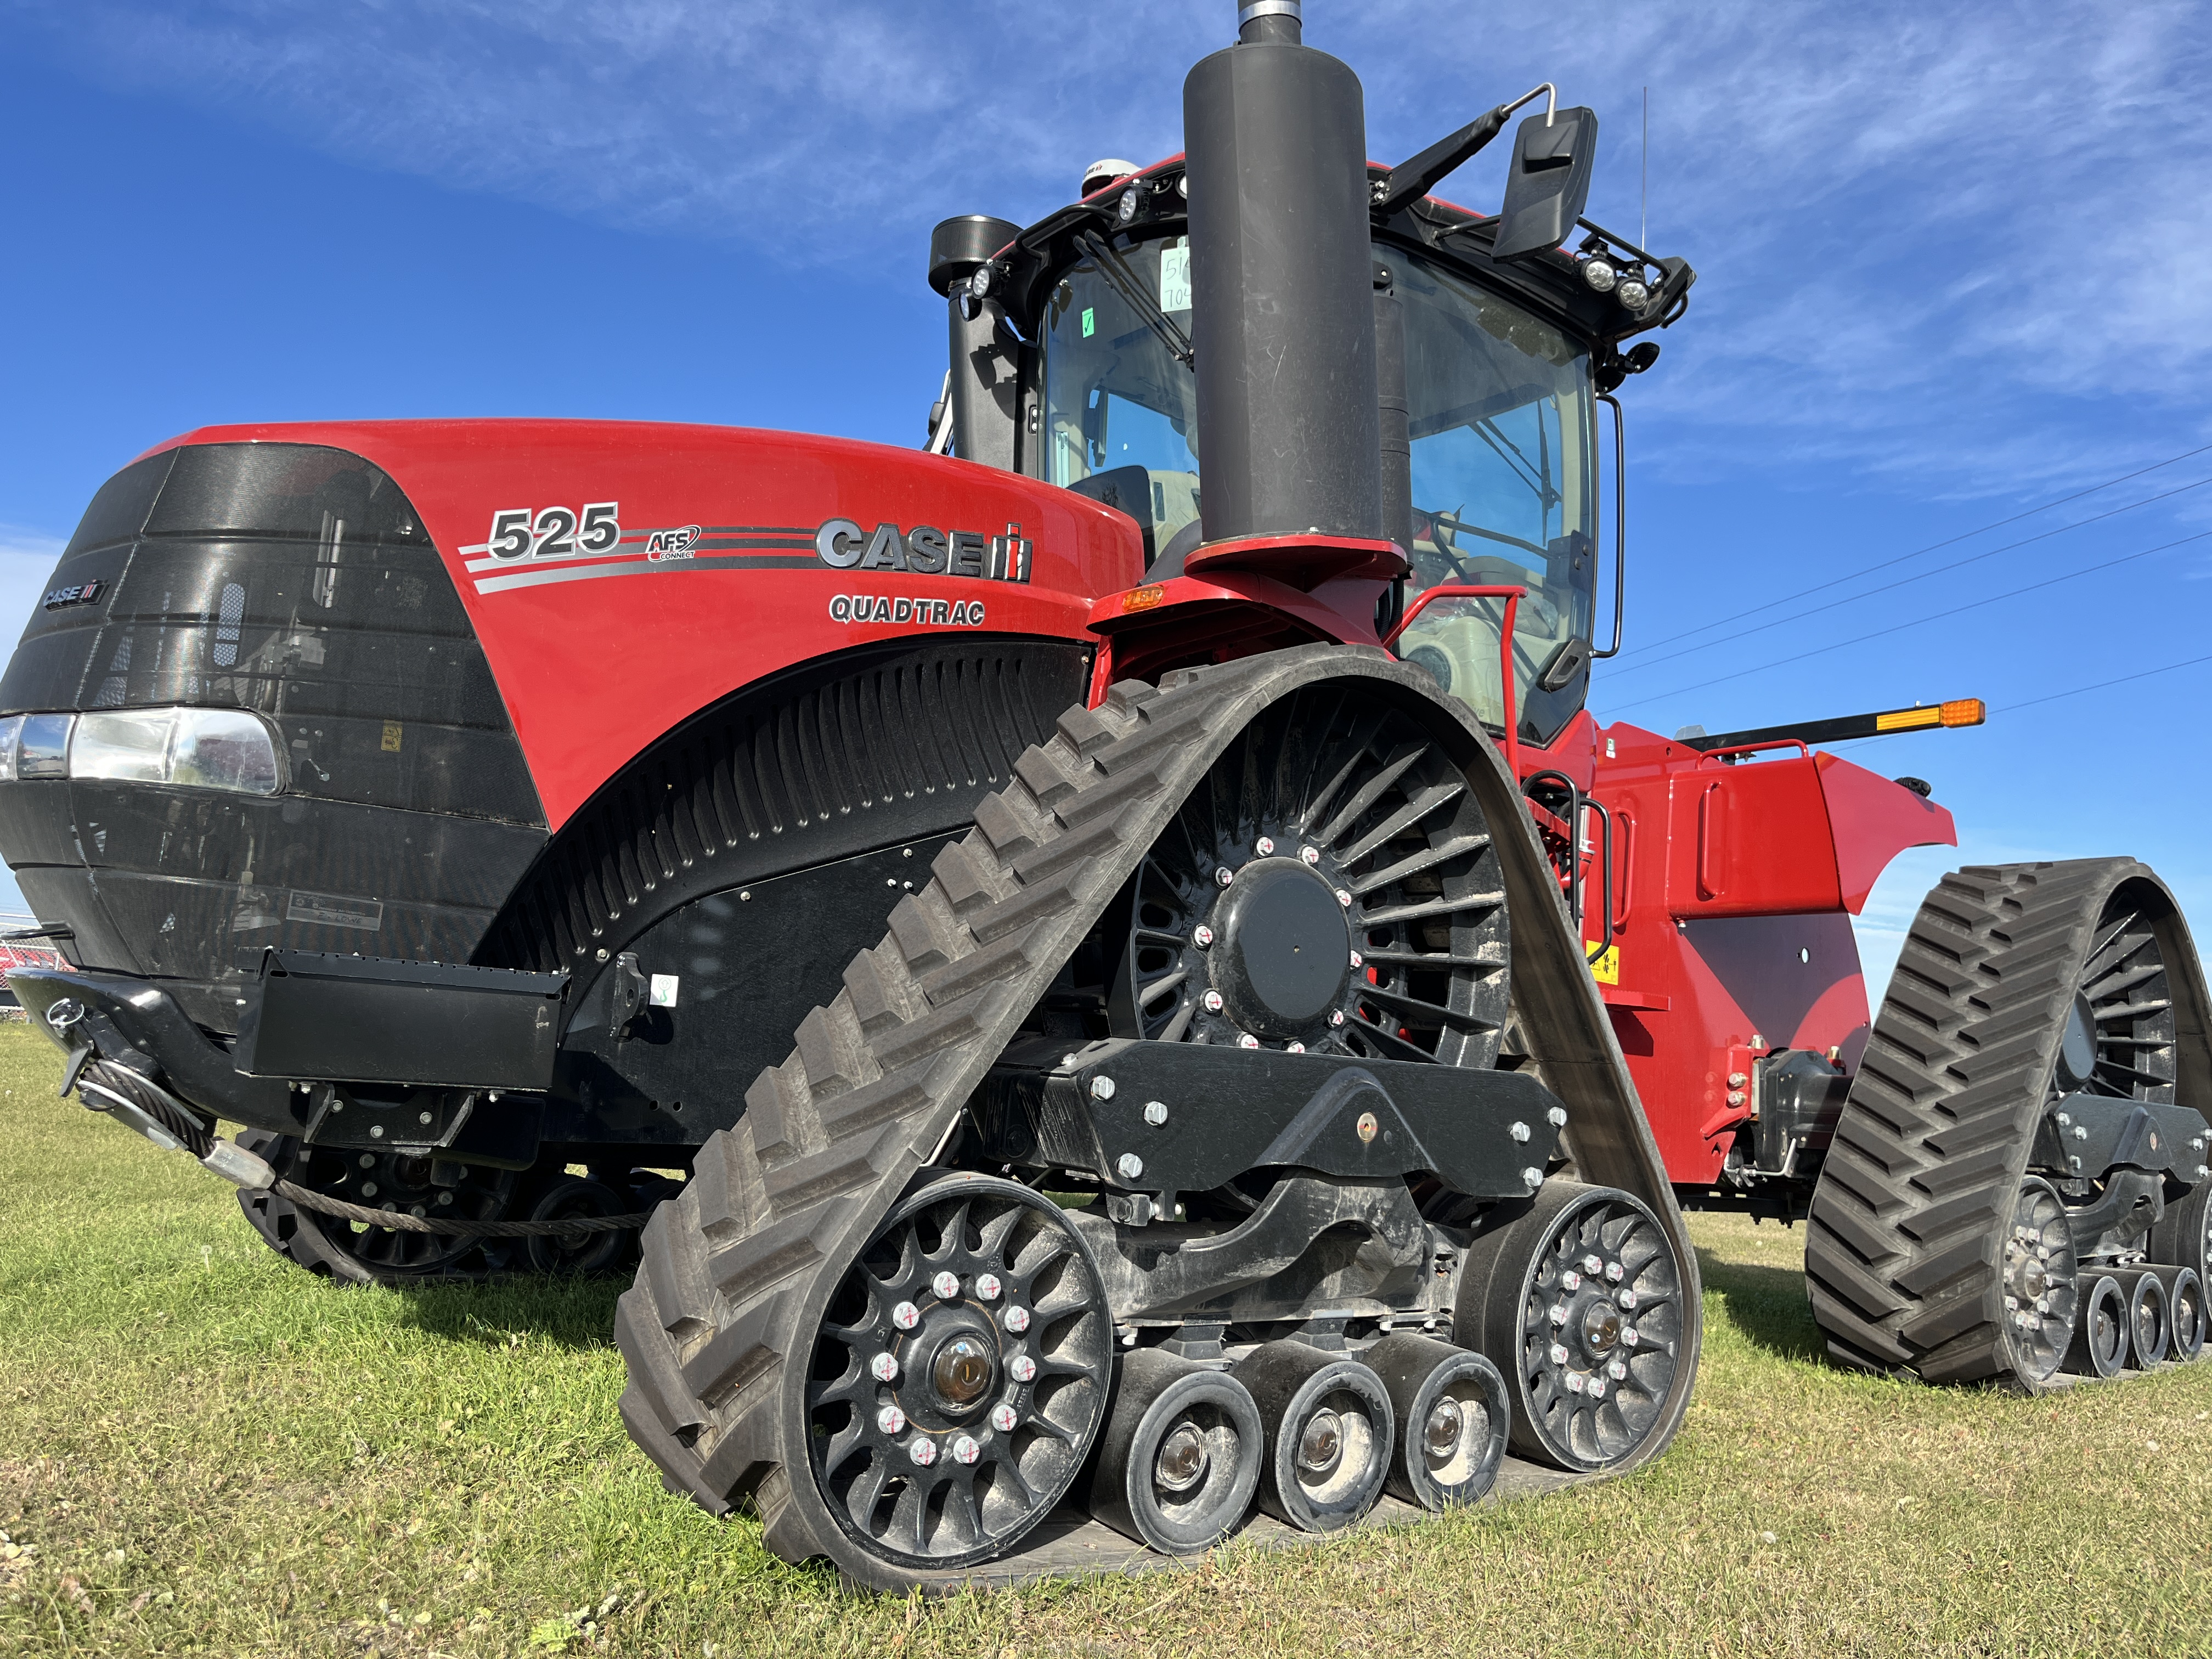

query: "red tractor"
left=3, top=0, right=2205, bottom=1590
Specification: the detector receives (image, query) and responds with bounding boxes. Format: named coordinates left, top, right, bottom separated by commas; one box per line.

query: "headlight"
left=1581, top=256, right=1617, bottom=294
left=0, top=706, right=281, bottom=795
left=1617, top=275, right=1652, bottom=311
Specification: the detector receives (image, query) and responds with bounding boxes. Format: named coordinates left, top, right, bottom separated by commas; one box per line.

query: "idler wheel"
left=1085, top=1348, right=1263, bottom=1555
left=2063, top=1275, right=2128, bottom=1377
left=523, top=1175, right=635, bottom=1275
left=2107, top=1267, right=2170, bottom=1369
left=1363, top=1331, right=1509, bottom=1510
left=2152, top=1266, right=2204, bottom=1361
left=1999, top=1177, right=2080, bottom=1386
left=1233, top=1340, right=1391, bottom=1533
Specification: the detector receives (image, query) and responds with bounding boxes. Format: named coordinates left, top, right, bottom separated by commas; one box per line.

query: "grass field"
left=3, top=1023, right=2210, bottom=1658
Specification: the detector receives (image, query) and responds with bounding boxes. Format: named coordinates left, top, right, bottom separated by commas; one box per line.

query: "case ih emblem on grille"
left=814, top=519, right=1032, bottom=583
left=42, top=580, right=102, bottom=610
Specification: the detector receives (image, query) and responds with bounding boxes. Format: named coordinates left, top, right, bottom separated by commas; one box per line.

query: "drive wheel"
left=233, top=1130, right=520, bottom=1284
left=1457, top=1181, right=1686, bottom=1472
left=802, top=1173, right=1113, bottom=1575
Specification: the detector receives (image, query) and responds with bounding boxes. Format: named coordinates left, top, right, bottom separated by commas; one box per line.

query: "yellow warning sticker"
left=1587, top=943, right=1620, bottom=985
left=381, top=721, right=403, bottom=753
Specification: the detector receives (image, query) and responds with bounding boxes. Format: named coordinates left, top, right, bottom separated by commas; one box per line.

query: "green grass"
left=2, top=1022, right=2210, bottom=1658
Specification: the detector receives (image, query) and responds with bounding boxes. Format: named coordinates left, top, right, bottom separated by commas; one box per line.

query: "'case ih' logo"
left=42, top=580, right=102, bottom=611
left=815, top=519, right=1032, bottom=583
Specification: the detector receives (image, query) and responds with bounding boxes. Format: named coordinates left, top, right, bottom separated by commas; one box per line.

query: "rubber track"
left=612, top=648, right=1497, bottom=1579
left=1805, top=859, right=2164, bottom=1383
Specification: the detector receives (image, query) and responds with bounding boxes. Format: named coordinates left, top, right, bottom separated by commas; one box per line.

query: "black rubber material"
left=2150, top=1177, right=2212, bottom=1289
left=1084, top=1348, right=1263, bottom=1555
left=1232, top=1340, right=1392, bottom=1534
left=2106, top=1267, right=2170, bottom=1369
left=2152, top=1265, right=2205, bottom=1361
left=1363, top=1330, right=1508, bottom=1509
left=1804, top=860, right=2212, bottom=1387
left=608, top=647, right=1700, bottom=1588
left=2063, top=1275, right=2127, bottom=1377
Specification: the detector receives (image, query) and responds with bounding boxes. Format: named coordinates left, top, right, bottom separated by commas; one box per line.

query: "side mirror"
left=1489, top=108, right=1598, bottom=261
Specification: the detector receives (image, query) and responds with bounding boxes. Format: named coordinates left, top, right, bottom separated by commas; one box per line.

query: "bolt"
left=2069, top=1156, right=2083, bottom=1170
left=908, top=1437, right=937, bottom=1467
left=1565, top=1372, right=1586, bottom=1394
left=1549, top=1342, right=1570, bottom=1365
left=418, top=1111, right=433, bottom=1126
left=1510, top=1121, right=1531, bottom=1143
left=1622, top=1325, right=1640, bottom=1347
left=871, top=1353, right=899, bottom=1382
left=1349, top=949, right=1363, bottom=969
left=437, top=1192, right=452, bottom=1206
left=1238, top=1032, right=1260, bottom=1049
left=877, top=1405, right=906, bottom=1435
left=1204, top=990, right=1225, bottom=1014
left=1608, top=1360, right=1628, bottom=1381
left=596, top=947, right=609, bottom=962
left=1009, top=1353, right=1037, bottom=1383
left=1589, top=1376, right=1608, bottom=1400
left=1550, top=1302, right=1570, bottom=1327
left=1117, top=1153, right=1144, bottom=1181
left=1143, top=1101, right=1169, bottom=1126
left=1522, top=1166, right=1543, bottom=1189
left=1301, top=846, right=1322, bottom=866
left=1727, top=1072, right=1747, bottom=1088
left=1287, top=1041, right=1306, bottom=1053
left=1256, top=837, right=1276, bottom=856
left=370, top=1125, right=385, bottom=1139
left=1091, top=1075, right=1117, bottom=1101
left=892, top=1301, right=921, bottom=1331
left=1335, top=889, right=1352, bottom=908
left=2073, top=1125, right=2087, bottom=1141
left=951, top=1436, right=981, bottom=1465
left=931, top=1271, right=961, bottom=1301
left=1617, top=1288, right=1640, bottom=1310
left=1582, top=1255, right=1604, bottom=1276
left=2056, top=1112, right=2072, bottom=1126
left=975, top=1273, right=1002, bottom=1301
left=1216, top=866, right=1235, bottom=887
left=1003, top=1306, right=1031, bottom=1334
left=1605, top=1261, right=1625, bottom=1283
left=359, top=1154, right=376, bottom=1169
left=360, top=1182, right=379, bottom=1198
left=1561, top=1269, right=1582, bottom=1291
left=1330, top=1010, right=1347, bottom=1027
left=1548, top=1107, right=1568, bottom=1128
left=1728, top=1090, right=1747, bottom=1107
left=1194, top=924, right=1215, bottom=949
left=990, top=1403, right=1018, bottom=1432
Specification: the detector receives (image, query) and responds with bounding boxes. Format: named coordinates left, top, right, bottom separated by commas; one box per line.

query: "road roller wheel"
left=1234, top=1341, right=1393, bottom=1533
left=1086, top=1348, right=1263, bottom=1555
left=2107, top=1268, right=2170, bottom=1369
left=2154, top=1267, right=2205, bottom=1361
left=2064, top=1276, right=2128, bottom=1378
left=1457, top=1180, right=1686, bottom=1472
left=1363, top=1331, right=1508, bottom=1509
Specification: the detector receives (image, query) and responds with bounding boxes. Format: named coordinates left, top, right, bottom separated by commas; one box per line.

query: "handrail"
left=1692, top=737, right=1810, bottom=766
left=1592, top=392, right=1626, bottom=658
left=1384, top=583, right=1524, bottom=775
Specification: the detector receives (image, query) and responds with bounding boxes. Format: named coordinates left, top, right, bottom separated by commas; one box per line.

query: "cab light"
left=1939, top=698, right=1987, bottom=728
left=1121, top=584, right=1168, bottom=613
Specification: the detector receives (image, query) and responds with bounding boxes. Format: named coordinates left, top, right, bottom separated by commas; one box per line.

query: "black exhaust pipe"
left=1184, top=1, right=1383, bottom=549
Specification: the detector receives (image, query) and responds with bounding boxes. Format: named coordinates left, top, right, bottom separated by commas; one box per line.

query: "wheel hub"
left=927, top=1331, right=997, bottom=1415
left=2057, top=991, right=2098, bottom=1090
left=1154, top=1421, right=1210, bottom=1494
left=1423, top=1397, right=1464, bottom=1459
left=1210, top=858, right=1353, bottom=1040
left=1578, top=1297, right=1622, bottom=1358
left=1296, top=1408, right=1345, bottom=1475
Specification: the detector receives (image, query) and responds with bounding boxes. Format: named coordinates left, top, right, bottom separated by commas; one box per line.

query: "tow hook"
left=44, top=998, right=276, bottom=1190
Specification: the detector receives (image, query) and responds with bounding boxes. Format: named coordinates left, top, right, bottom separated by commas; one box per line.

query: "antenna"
left=1640, top=87, right=1649, bottom=249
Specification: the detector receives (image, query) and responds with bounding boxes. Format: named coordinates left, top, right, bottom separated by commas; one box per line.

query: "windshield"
left=1037, top=235, right=1596, bottom=744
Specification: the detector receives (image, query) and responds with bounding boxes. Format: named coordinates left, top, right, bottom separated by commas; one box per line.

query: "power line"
left=1602, top=472, right=2212, bottom=681
left=1612, top=439, right=2212, bottom=663
left=2001, top=651, right=2212, bottom=715
left=1607, top=528, right=2212, bottom=714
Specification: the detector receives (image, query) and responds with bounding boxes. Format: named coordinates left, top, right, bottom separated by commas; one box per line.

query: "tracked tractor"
left=1, top=0, right=2204, bottom=1590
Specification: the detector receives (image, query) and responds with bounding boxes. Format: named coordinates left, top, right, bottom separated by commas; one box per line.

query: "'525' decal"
left=486, top=503, right=621, bottom=560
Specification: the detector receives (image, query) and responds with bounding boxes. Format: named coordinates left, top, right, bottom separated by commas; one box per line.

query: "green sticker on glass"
left=1081, top=307, right=1095, bottom=337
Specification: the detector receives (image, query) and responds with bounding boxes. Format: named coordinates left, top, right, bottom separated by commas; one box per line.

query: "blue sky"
left=2, top=0, right=2209, bottom=994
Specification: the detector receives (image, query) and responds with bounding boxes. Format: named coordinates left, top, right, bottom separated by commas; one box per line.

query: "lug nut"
left=1560, top=1269, right=1582, bottom=1291
left=1330, top=1010, right=1346, bottom=1027
left=1301, top=846, right=1322, bottom=866
left=932, top=1271, right=961, bottom=1301
left=1287, top=1041, right=1306, bottom=1053
left=1727, top=1090, right=1747, bottom=1107
left=1335, top=889, right=1352, bottom=908
left=990, top=1403, right=1018, bottom=1432
left=1216, top=866, right=1235, bottom=887
left=908, top=1437, right=937, bottom=1467
left=1204, top=990, right=1225, bottom=1013
left=1256, top=836, right=1276, bottom=856
left=892, top=1301, right=921, bottom=1331
left=1003, top=1306, right=1031, bottom=1334
left=1510, top=1121, right=1531, bottom=1143
left=1608, top=1360, right=1627, bottom=1381
left=1622, top=1325, right=1640, bottom=1347
left=1117, top=1153, right=1144, bottom=1181
left=1009, top=1353, right=1038, bottom=1383
left=951, top=1435, right=981, bottom=1465
left=1550, top=1342, right=1570, bottom=1365
left=1582, top=1255, right=1604, bottom=1276
left=1605, top=1261, right=1625, bottom=1283
left=1565, top=1372, right=1586, bottom=1394
left=974, top=1273, right=1002, bottom=1301
left=1143, top=1102, right=1169, bottom=1126
left=877, top=1405, right=906, bottom=1435
left=1237, top=1032, right=1260, bottom=1049
left=871, top=1352, right=900, bottom=1382
left=1550, top=1302, right=1570, bottom=1327
left=1727, top=1072, right=1747, bottom=1088
left=1194, top=925, right=1215, bottom=949
left=1349, top=949, right=1363, bottom=968
left=1589, top=1376, right=1608, bottom=1399
left=1617, top=1288, right=1639, bottom=1310
left=1091, top=1075, right=1116, bottom=1101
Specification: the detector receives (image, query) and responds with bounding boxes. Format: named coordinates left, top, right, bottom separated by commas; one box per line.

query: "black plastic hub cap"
left=2057, top=991, right=2098, bottom=1090
left=1154, top=1423, right=1210, bottom=1494
left=1212, top=859, right=1351, bottom=1039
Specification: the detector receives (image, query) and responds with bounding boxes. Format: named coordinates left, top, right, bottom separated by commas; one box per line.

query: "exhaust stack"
left=1184, top=2, right=1383, bottom=549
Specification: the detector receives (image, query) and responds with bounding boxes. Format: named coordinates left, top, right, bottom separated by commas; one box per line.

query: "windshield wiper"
left=1078, top=232, right=1194, bottom=369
